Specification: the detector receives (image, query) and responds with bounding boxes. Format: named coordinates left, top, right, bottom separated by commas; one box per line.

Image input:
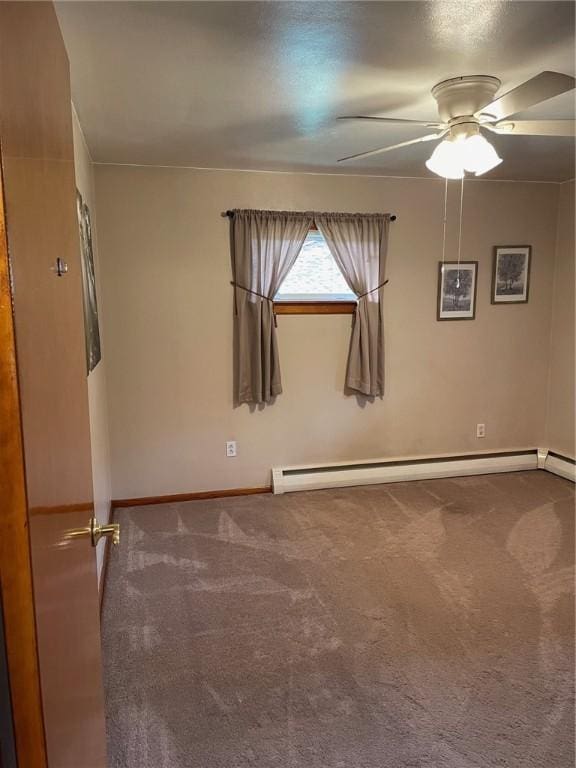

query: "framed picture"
left=76, top=190, right=102, bottom=373
left=437, top=261, right=478, bottom=321
left=491, top=245, right=531, bottom=304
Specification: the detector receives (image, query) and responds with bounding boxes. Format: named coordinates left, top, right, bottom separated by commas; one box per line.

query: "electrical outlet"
left=476, top=423, right=486, bottom=438
left=226, top=441, right=237, bottom=457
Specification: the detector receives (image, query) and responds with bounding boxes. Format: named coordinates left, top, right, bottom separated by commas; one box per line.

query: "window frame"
left=274, top=300, right=356, bottom=315
left=273, top=224, right=357, bottom=315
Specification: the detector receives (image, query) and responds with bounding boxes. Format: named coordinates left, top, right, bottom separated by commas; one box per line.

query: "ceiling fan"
left=337, top=71, right=576, bottom=178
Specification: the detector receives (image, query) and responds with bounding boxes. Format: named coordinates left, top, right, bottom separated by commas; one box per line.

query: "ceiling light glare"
left=461, top=134, right=502, bottom=175
left=425, top=140, right=464, bottom=179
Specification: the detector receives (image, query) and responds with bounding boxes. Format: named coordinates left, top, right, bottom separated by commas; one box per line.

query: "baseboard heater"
left=272, top=449, right=541, bottom=494
left=540, top=450, right=576, bottom=482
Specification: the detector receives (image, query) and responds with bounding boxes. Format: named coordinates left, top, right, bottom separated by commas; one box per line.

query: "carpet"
left=102, top=471, right=575, bottom=767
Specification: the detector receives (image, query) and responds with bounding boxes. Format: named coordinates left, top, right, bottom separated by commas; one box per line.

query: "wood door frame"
left=0, top=165, right=48, bottom=767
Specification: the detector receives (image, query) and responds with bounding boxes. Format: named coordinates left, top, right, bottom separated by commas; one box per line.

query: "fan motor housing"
left=431, top=75, right=501, bottom=123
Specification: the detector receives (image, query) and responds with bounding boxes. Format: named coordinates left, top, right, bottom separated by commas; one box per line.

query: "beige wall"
left=94, top=165, right=561, bottom=499
left=546, top=180, right=575, bottom=459
left=72, top=110, right=112, bottom=582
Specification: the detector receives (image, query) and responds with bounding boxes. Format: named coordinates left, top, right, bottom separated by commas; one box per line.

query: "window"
left=274, top=229, right=356, bottom=314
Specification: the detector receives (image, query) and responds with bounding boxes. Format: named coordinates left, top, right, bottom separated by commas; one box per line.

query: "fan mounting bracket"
left=431, top=75, right=501, bottom=123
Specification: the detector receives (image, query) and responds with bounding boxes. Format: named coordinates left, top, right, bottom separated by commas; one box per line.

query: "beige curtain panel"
left=230, top=209, right=312, bottom=404
left=316, top=213, right=391, bottom=397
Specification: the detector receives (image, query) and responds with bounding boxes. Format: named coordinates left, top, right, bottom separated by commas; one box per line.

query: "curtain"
left=315, top=213, right=391, bottom=397
left=231, top=209, right=313, bottom=405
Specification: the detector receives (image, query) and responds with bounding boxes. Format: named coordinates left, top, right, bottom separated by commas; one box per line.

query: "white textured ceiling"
left=56, top=1, right=576, bottom=180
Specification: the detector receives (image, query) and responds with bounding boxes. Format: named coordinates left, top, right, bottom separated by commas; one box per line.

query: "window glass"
left=275, top=230, right=355, bottom=301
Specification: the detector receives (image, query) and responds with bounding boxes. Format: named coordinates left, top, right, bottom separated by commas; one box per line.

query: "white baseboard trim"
left=272, top=449, right=540, bottom=495
left=542, top=450, right=576, bottom=483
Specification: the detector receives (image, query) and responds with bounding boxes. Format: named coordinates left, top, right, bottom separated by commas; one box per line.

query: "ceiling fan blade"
left=485, top=119, right=575, bottom=137
left=338, top=115, right=445, bottom=128
left=476, top=71, right=576, bottom=121
left=338, top=132, right=445, bottom=163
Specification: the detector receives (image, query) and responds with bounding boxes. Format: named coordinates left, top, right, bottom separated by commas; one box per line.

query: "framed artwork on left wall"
left=76, top=190, right=102, bottom=373
left=437, top=261, right=478, bottom=321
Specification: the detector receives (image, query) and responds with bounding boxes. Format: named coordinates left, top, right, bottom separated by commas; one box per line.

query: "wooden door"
left=0, top=3, right=107, bottom=767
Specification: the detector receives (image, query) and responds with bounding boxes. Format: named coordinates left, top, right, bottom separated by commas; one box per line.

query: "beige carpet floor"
left=102, top=471, right=575, bottom=767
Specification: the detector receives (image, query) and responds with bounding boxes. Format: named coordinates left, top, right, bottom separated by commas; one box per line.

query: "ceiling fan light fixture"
left=426, top=134, right=502, bottom=179
left=461, top=134, right=503, bottom=175
left=425, top=139, right=464, bottom=179
left=340, top=72, right=575, bottom=172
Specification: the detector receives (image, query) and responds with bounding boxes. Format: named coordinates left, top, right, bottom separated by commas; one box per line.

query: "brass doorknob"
left=65, top=517, right=120, bottom=547
left=91, top=519, right=120, bottom=546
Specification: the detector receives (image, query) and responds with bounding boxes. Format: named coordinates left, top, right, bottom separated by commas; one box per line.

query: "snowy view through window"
left=275, top=231, right=355, bottom=301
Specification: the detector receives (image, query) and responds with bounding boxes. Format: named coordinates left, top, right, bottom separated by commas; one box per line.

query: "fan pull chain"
left=456, top=175, right=464, bottom=287
left=441, top=176, right=448, bottom=266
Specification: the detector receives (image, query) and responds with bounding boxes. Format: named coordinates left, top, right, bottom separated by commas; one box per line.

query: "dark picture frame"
left=491, top=245, right=531, bottom=304
left=437, top=261, right=478, bottom=321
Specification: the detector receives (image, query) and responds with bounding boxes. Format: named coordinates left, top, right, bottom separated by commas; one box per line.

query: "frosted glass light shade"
left=425, top=140, right=464, bottom=179
left=461, top=134, right=502, bottom=175
left=426, top=134, right=502, bottom=179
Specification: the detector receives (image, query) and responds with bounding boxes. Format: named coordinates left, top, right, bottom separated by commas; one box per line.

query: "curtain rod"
left=221, top=210, right=397, bottom=221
